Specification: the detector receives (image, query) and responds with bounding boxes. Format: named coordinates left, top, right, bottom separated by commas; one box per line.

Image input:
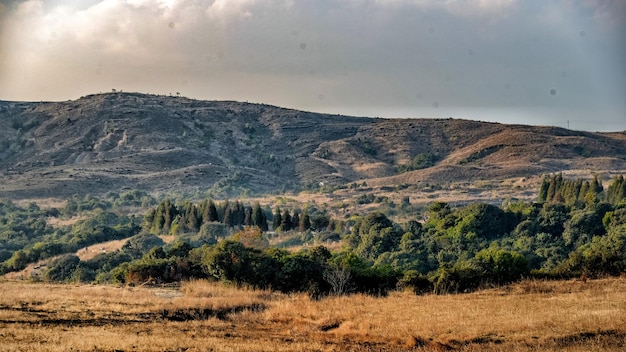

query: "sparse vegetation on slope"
left=1, top=93, right=625, bottom=199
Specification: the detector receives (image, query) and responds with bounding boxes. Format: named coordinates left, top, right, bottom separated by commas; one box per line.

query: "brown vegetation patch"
left=1, top=278, right=625, bottom=351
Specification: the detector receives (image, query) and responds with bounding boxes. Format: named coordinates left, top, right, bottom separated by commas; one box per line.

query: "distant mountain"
left=1, top=92, right=625, bottom=199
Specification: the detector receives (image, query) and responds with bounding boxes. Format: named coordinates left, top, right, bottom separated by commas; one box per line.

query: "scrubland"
left=1, top=278, right=625, bottom=351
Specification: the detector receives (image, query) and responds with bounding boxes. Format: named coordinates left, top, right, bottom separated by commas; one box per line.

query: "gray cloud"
left=0, top=0, right=624, bottom=131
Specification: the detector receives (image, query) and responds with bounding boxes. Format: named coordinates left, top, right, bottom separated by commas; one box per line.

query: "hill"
left=1, top=92, right=625, bottom=200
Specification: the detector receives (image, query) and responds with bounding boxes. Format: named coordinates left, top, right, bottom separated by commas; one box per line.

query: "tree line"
left=2, top=174, right=625, bottom=296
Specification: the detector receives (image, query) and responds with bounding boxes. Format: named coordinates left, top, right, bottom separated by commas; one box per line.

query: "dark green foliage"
left=44, top=255, right=80, bottom=282
left=538, top=173, right=606, bottom=206
left=329, top=252, right=400, bottom=295
left=539, top=203, right=571, bottom=237
left=474, top=248, right=529, bottom=283
left=81, top=250, right=134, bottom=282
left=167, top=240, right=193, bottom=258
left=298, top=210, right=311, bottom=232
left=272, top=250, right=328, bottom=293
left=201, top=240, right=274, bottom=288
left=453, top=203, right=515, bottom=240
left=279, top=209, right=293, bottom=232
left=430, top=249, right=530, bottom=293
left=555, top=230, right=626, bottom=277
left=350, top=138, right=377, bottom=156
left=562, top=209, right=607, bottom=247
left=0, top=206, right=139, bottom=274
left=111, top=190, right=156, bottom=208
left=397, top=270, right=432, bottom=294
left=606, top=175, right=626, bottom=205
left=4, top=174, right=626, bottom=294
left=397, top=152, right=439, bottom=173
left=459, top=144, right=504, bottom=165
left=64, top=195, right=111, bottom=214
left=272, top=206, right=282, bottom=230
left=145, top=198, right=270, bottom=235
left=251, top=202, right=268, bottom=231
left=122, top=233, right=165, bottom=259
left=346, top=212, right=402, bottom=260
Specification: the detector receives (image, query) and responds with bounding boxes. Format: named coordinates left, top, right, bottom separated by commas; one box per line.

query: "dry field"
left=0, top=278, right=625, bottom=351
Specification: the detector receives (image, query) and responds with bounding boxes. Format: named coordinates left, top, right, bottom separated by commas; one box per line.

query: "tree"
left=272, top=206, right=282, bottom=231
left=538, top=176, right=550, bottom=203
left=474, top=248, right=529, bottom=284
left=348, top=212, right=402, bottom=260
left=291, top=212, right=300, bottom=231
left=280, top=209, right=292, bottom=232
left=233, top=226, right=269, bottom=250
left=251, top=202, right=268, bottom=231
left=203, top=200, right=219, bottom=222
left=607, top=175, right=626, bottom=204
left=201, top=241, right=275, bottom=288
left=299, top=209, right=311, bottom=232
left=324, top=265, right=352, bottom=296
left=562, top=209, right=606, bottom=247
left=44, top=255, right=80, bottom=282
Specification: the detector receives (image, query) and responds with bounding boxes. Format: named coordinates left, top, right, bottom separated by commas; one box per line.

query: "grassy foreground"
left=0, top=278, right=625, bottom=351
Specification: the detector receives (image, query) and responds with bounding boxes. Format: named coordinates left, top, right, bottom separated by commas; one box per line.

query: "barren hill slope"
left=0, top=92, right=624, bottom=199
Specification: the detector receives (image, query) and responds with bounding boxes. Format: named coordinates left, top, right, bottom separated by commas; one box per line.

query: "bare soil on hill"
left=1, top=93, right=625, bottom=203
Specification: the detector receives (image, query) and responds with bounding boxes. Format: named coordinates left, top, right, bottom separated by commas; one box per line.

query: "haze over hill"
left=0, top=92, right=625, bottom=200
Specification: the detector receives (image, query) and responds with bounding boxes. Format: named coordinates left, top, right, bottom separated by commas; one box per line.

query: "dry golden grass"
left=1, top=278, right=625, bottom=351
left=76, top=239, right=130, bottom=261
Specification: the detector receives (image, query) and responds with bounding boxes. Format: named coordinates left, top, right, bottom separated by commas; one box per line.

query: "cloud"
left=0, top=0, right=623, bottom=131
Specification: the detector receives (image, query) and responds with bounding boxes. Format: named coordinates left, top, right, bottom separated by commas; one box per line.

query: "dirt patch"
left=76, top=239, right=129, bottom=260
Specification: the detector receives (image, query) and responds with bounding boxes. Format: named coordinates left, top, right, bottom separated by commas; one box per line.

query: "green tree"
left=272, top=206, right=282, bottom=230
left=299, top=209, right=311, bottom=232
left=280, top=209, right=292, bottom=231
left=44, top=255, right=80, bottom=282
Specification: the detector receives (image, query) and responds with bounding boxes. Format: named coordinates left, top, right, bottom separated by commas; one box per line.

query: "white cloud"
left=0, top=0, right=623, bottom=131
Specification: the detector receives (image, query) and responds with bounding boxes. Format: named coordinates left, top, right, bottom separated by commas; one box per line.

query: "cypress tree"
left=546, top=175, right=557, bottom=202
left=607, top=175, right=625, bottom=204
left=252, top=202, right=267, bottom=231
left=207, top=200, right=219, bottom=222
left=299, top=209, right=311, bottom=232
left=244, top=205, right=252, bottom=227
left=291, top=212, right=300, bottom=231
left=184, top=202, right=199, bottom=232
left=223, top=206, right=233, bottom=227
left=281, top=209, right=292, bottom=231
left=538, top=176, right=549, bottom=203
left=272, top=206, right=282, bottom=230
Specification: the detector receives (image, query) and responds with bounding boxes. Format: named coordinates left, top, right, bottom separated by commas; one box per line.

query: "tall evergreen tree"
left=291, top=212, right=300, bottom=231
left=223, top=206, right=233, bottom=227
left=281, top=209, right=293, bottom=231
left=299, top=209, right=311, bottom=232
left=272, top=206, right=282, bottom=230
left=183, top=202, right=199, bottom=232
left=244, top=205, right=252, bottom=227
left=206, top=200, right=219, bottom=222
left=252, top=202, right=268, bottom=231
left=538, top=176, right=549, bottom=203
left=162, top=199, right=178, bottom=233
left=607, top=175, right=625, bottom=204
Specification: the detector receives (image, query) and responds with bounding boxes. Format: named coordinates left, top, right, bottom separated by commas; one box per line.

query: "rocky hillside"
left=1, top=92, right=625, bottom=199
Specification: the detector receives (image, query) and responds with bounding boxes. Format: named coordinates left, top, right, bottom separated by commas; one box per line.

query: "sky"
left=0, top=0, right=624, bottom=132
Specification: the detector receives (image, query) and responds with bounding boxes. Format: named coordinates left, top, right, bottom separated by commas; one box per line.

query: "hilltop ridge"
left=1, top=92, right=625, bottom=199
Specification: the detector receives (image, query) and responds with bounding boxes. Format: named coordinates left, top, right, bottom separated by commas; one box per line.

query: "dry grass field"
left=0, top=278, right=625, bottom=351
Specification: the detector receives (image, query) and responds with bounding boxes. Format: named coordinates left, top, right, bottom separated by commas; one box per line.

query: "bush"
left=44, top=255, right=80, bottom=282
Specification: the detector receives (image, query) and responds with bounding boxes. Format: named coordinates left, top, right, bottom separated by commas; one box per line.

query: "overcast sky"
left=1, top=0, right=624, bottom=131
